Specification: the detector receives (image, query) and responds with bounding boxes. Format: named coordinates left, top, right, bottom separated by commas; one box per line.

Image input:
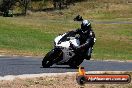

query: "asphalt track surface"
left=0, top=56, right=132, bottom=76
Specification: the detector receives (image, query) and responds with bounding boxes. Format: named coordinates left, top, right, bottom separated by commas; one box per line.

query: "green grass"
left=0, top=17, right=131, bottom=60
left=0, top=0, right=131, bottom=60
left=93, top=23, right=132, bottom=60
left=0, top=17, right=79, bottom=55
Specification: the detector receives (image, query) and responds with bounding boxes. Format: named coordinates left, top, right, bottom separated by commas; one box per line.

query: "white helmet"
left=81, top=20, right=91, bottom=31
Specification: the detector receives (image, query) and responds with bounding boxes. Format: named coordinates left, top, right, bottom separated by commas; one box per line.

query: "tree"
left=0, top=0, right=15, bottom=12
left=53, top=0, right=67, bottom=9
left=52, top=0, right=76, bottom=9
left=17, top=0, right=31, bottom=15
left=0, top=0, right=15, bottom=16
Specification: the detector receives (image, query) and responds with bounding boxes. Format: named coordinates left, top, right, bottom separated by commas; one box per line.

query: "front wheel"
left=42, top=50, right=56, bottom=68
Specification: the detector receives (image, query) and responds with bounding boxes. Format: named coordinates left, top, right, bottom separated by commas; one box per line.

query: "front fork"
left=87, top=47, right=93, bottom=56
left=52, top=48, right=63, bottom=63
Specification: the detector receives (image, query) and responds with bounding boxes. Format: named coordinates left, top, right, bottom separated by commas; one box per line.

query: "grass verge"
left=0, top=0, right=131, bottom=60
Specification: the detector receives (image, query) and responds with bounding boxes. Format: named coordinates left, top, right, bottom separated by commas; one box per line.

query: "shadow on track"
left=40, top=65, right=79, bottom=69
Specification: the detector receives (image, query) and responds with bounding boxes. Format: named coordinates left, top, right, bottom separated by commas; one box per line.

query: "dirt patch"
left=0, top=72, right=132, bottom=88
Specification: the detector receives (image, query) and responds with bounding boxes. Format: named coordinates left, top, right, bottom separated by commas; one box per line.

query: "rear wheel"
left=85, top=55, right=91, bottom=60
left=69, top=56, right=84, bottom=69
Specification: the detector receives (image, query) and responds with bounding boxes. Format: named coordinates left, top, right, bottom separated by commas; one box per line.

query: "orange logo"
left=76, top=67, right=131, bottom=85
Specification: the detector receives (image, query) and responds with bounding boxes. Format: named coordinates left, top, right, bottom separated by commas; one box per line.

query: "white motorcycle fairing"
left=42, top=30, right=93, bottom=68
left=54, top=33, right=80, bottom=48
left=54, top=32, right=80, bottom=64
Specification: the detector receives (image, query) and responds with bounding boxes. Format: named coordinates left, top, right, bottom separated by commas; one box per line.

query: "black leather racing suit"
left=74, top=28, right=95, bottom=59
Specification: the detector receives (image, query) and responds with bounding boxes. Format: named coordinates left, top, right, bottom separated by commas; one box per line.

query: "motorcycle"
left=42, top=30, right=94, bottom=68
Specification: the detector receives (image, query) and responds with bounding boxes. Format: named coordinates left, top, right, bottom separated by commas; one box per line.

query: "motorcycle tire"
left=69, top=56, right=84, bottom=69
left=42, top=50, right=55, bottom=68
left=85, top=55, right=91, bottom=60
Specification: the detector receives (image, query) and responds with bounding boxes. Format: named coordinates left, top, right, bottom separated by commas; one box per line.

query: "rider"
left=72, top=20, right=96, bottom=59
